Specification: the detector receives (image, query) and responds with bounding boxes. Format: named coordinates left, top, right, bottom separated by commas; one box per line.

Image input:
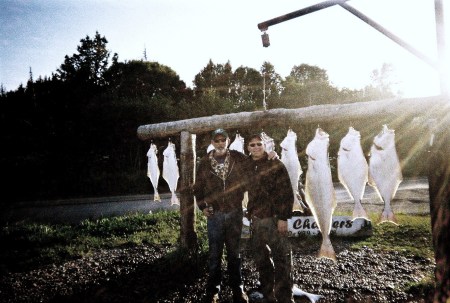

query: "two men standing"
left=194, top=129, right=295, bottom=303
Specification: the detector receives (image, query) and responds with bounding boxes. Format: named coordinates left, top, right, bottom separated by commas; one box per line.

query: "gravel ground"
left=0, top=238, right=435, bottom=303
left=0, top=186, right=435, bottom=303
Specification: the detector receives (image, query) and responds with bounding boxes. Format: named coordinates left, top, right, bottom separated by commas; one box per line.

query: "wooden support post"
left=179, top=131, right=198, bottom=251
left=428, top=125, right=450, bottom=302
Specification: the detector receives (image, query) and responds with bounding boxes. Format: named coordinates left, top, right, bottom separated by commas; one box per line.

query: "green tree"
left=57, top=31, right=114, bottom=88
left=362, top=63, right=398, bottom=100
left=230, top=66, right=263, bottom=111
left=193, top=59, right=233, bottom=99
left=105, top=60, right=190, bottom=102
left=260, top=61, right=284, bottom=109
left=279, top=64, right=338, bottom=108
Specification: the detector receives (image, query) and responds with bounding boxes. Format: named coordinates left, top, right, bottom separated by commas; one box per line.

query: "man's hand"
left=267, top=150, right=279, bottom=160
left=203, top=207, right=213, bottom=217
left=277, top=220, right=288, bottom=236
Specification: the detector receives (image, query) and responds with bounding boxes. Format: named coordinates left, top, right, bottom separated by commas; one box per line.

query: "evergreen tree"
left=57, top=31, right=113, bottom=88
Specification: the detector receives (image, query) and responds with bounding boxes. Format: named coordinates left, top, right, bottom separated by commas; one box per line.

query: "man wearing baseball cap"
left=196, top=128, right=281, bottom=302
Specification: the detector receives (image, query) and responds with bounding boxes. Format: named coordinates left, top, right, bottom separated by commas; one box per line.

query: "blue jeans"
left=251, top=217, right=293, bottom=303
left=206, top=209, right=244, bottom=293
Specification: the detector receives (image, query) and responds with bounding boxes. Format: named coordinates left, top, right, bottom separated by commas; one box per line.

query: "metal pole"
left=434, top=0, right=448, bottom=96
left=339, top=2, right=438, bottom=70
left=257, top=0, right=349, bottom=31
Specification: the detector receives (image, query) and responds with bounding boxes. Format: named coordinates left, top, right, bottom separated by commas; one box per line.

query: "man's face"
left=247, top=138, right=265, bottom=160
left=212, top=135, right=228, bottom=155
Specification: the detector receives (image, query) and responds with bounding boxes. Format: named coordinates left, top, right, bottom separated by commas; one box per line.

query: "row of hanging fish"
left=338, top=124, right=403, bottom=225
left=214, top=125, right=401, bottom=262
left=150, top=126, right=401, bottom=254
left=207, top=125, right=402, bottom=225
left=146, top=141, right=180, bottom=205
left=306, top=125, right=402, bottom=261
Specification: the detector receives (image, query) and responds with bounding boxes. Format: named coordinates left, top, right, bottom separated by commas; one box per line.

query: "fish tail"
left=319, top=239, right=336, bottom=262
left=171, top=193, right=180, bottom=206
left=292, top=197, right=302, bottom=211
left=378, top=209, right=398, bottom=225
left=352, top=201, right=368, bottom=220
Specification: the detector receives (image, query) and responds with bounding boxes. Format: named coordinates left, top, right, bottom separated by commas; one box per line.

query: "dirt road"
left=1, top=178, right=429, bottom=225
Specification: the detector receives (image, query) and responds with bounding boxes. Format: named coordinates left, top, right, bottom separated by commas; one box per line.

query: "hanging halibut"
left=280, top=129, right=306, bottom=212
left=305, top=128, right=337, bottom=261
left=337, top=127, right=368, bottom=220
left=146, top=143, right=161, bottom=201
left=260, top=131, right=275, bottom=153
left=229, top=133, right=248, bottom=208
left=206, top=143, right=214, bottom=153
left=292, top=284, right=323, bottom=302
left=163, top=141, right=180, bottom=205
left=368, top=125, right=402, bottom=225
left=229, top=133, right=245, bottom=154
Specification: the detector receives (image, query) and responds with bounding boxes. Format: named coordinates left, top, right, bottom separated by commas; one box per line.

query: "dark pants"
left=251, top=217, right=293, bottom=303
left=206, top=209, right=244, bottom=294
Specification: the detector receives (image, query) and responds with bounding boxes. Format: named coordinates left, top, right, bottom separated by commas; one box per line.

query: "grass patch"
left=0, top=210, right=208, bottom=274
left=0, top=210, right=433, bottom=292
left=350, top=213, right=434, bottom=259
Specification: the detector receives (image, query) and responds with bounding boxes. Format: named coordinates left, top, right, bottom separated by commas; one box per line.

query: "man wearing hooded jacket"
left=194, top=128, right=249, bottom=303
left=245, top=133, right=295, bottom=303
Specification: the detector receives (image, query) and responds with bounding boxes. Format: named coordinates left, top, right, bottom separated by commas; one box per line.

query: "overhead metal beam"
left=257, top=0, right=349, bottom=31
left=434, top=0, right=448, bottom=96
left=339, top=2, right=438, bottom=70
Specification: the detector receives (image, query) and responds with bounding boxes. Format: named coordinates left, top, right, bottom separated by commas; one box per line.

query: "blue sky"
left=1, top=0, right=448, bottom=97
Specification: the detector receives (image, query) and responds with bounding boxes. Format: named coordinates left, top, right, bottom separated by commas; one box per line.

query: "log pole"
left=179, top=131, right=197, bottom=251
left=137, top=96, right=448, bottom=140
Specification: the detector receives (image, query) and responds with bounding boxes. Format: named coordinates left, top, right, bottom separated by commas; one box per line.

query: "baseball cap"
left=211, top=128, right=229, bottom=139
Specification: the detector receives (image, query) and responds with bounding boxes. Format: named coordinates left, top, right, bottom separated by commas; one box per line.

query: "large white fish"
left=229, top=133, right=245, bottom=154
left=337, top=127, right=368, bottom=220
left=206, top=143, right=214, bottom=153
left=292, top=284, right=323, bottom=303
left=253, top=282, right=324, bottom=302
left=260, top=131, right=275, bottom=153
left=146, top=143, right=161, bottom=201
left=163, top=141, right=180, bottom=205
left=280, top=129, right=305, bottom=212
left=305, top=128, right=337, bottom=261
left=368, top=125, right=402, bottom=224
